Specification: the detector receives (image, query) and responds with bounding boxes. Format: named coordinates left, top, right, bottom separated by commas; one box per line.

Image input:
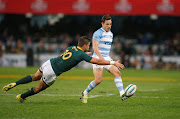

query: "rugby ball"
left=124, top=84, right=137, bottom=97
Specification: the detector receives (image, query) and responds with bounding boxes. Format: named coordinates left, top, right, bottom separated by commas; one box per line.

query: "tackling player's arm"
left=90, top=58, right=125, bottom=69
left=81, top=52, right=124, bottom=69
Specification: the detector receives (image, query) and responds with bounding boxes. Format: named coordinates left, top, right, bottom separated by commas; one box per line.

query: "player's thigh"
left=108, top=65, right=121, bottom=77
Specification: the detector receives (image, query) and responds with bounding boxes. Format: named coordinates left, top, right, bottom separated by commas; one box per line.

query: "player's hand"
left=99, top=56, right=105, bottom=60
left=114, top=60, right=125, bottom=69
left=85, top=52, right=92, bottom=55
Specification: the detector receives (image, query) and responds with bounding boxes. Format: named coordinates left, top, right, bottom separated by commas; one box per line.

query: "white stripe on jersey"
left=100, top=38, right=113, bottom=42
left=98, top=44, right=111, bottom=49
left=98, top=51, right=109, bottom=53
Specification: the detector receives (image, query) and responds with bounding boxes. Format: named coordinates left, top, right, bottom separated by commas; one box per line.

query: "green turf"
left=0, top=67, right=180, bottom=119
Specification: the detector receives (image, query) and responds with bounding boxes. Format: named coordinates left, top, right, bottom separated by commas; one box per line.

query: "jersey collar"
left=101, top=28, right=110, bottom=33
left=101, top=28, right=105, bottom=32
left=77, top=46, right=83, bottom=51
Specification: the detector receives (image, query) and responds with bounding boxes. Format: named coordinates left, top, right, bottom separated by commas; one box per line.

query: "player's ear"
left=101, top=22, right=104, bottom=26
left=82, top=44, right=86, bottom=48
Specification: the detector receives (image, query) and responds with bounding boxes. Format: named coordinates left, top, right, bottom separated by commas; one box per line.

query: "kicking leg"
left=108, top=65, right=131, bottom=101
left=2, top=70, right=42, bottom=92
left=108, top=65, right=125, bottom=98
left=16, top=78, right=48, bottom=103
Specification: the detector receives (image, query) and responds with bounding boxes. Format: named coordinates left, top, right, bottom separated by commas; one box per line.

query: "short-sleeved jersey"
left=50, top=46, right=92, bottom=76
left=92, top=28, right=113, bottom=57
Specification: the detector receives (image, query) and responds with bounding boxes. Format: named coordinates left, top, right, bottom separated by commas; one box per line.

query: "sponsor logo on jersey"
left=114, top=0, right=132, bottom=13
left=31, top=0, right=48, bottom=12
left=157, top=0, right=174, bottom=13
left=104, top=42, right=112, bottom=45
left=72, top=0, right=90, bottom=12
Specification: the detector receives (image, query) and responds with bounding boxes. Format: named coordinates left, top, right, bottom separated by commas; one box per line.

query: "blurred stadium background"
left=0, top=0, right=180, bottom=70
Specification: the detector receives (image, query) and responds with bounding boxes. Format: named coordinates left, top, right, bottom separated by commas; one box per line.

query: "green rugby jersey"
left=50, top=46, right=92, bottom=76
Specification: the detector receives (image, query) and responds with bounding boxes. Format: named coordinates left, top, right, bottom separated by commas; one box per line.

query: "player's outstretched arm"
left=85, top=52, right=92, bottom=55
left=90, top=58, right=125, bottom=69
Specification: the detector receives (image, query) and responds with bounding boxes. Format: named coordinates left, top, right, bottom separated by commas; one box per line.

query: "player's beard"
left=85, top=48, right=89, bottom=52
left=106, top=27, right=111, bottom=32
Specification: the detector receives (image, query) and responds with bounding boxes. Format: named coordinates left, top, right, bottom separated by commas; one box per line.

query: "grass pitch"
left=0, top=67, right=180, bottom=119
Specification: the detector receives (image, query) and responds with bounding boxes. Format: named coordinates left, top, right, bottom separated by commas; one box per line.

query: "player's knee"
left=34, top=85, right=44, bottom=93
left=95, top=78, right=102, bottom=85
left=113, top=70, right=121, bottom=77
left=34, top=87, right=40, bottom=93
left=32, top=74, right=41, bottom=81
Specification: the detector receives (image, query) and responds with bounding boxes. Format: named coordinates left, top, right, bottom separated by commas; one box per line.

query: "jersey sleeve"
left=92, top=30, right=101, bottom=42
left=81, top=52, right=93, bottom=63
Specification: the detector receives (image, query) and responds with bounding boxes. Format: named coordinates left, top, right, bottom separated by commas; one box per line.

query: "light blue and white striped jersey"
left=92, top=28, right=113, bottom=57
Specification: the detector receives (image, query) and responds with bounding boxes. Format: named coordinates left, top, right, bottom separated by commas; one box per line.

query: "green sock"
left=21, top=87, right=36, bottom=99
left=15, top=75, right=33, bottom=85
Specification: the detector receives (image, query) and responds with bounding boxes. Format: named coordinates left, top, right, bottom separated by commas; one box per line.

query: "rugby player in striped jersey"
left=82, top=15, right=127, bottom=103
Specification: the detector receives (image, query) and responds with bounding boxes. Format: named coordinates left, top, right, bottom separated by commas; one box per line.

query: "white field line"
left=0, top=93, right=114, bottom=98
left=88, top=94, right=115, bottom=98
left=0, top=93, right=180, bottom=99
left=133, top=96, right=180, bottom=99
left=138, top=88, right=164, bottom=92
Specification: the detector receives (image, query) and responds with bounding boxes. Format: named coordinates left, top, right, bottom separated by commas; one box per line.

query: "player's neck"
left=77, top=46, right=85, bottom=52
left=101, top=27, right=109, bottom=32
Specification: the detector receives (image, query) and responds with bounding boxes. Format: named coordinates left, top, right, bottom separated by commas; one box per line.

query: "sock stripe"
left=30, top=74, right=34, bottom=81
left=85, top=80, right=97, bottom=93
left=89, top=84, right=93, bottom=89
left=115, top=77, right=121, bottom=80
left=88, top=85, right=91, bottom=89
left=116, top=83, right=123, bottom=87
left=115, top=81, right=122, bottom=84
left=92, top=81, right=96, bottom=87
left=118, top=87, right=123, bottom=91
left=114, top=77, right=124, bottom=94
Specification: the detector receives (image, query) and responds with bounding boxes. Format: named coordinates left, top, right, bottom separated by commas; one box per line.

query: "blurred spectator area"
left=0, top=14, right=180, bottom=69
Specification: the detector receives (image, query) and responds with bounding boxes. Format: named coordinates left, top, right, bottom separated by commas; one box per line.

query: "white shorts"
left=39, top=60, right=57, bottom=86
left=92, top=56, right=113, bottom=70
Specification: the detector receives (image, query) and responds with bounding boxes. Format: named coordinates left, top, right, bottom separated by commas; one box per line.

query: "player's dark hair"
left=102, top=14, right=112, bottom=23
left=78, top=36, right=91, bottom=47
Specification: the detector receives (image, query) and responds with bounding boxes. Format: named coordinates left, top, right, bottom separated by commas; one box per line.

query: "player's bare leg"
left=93, top=68, right=103, bottom=85
left=32, top=70, right=43, bottom=81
